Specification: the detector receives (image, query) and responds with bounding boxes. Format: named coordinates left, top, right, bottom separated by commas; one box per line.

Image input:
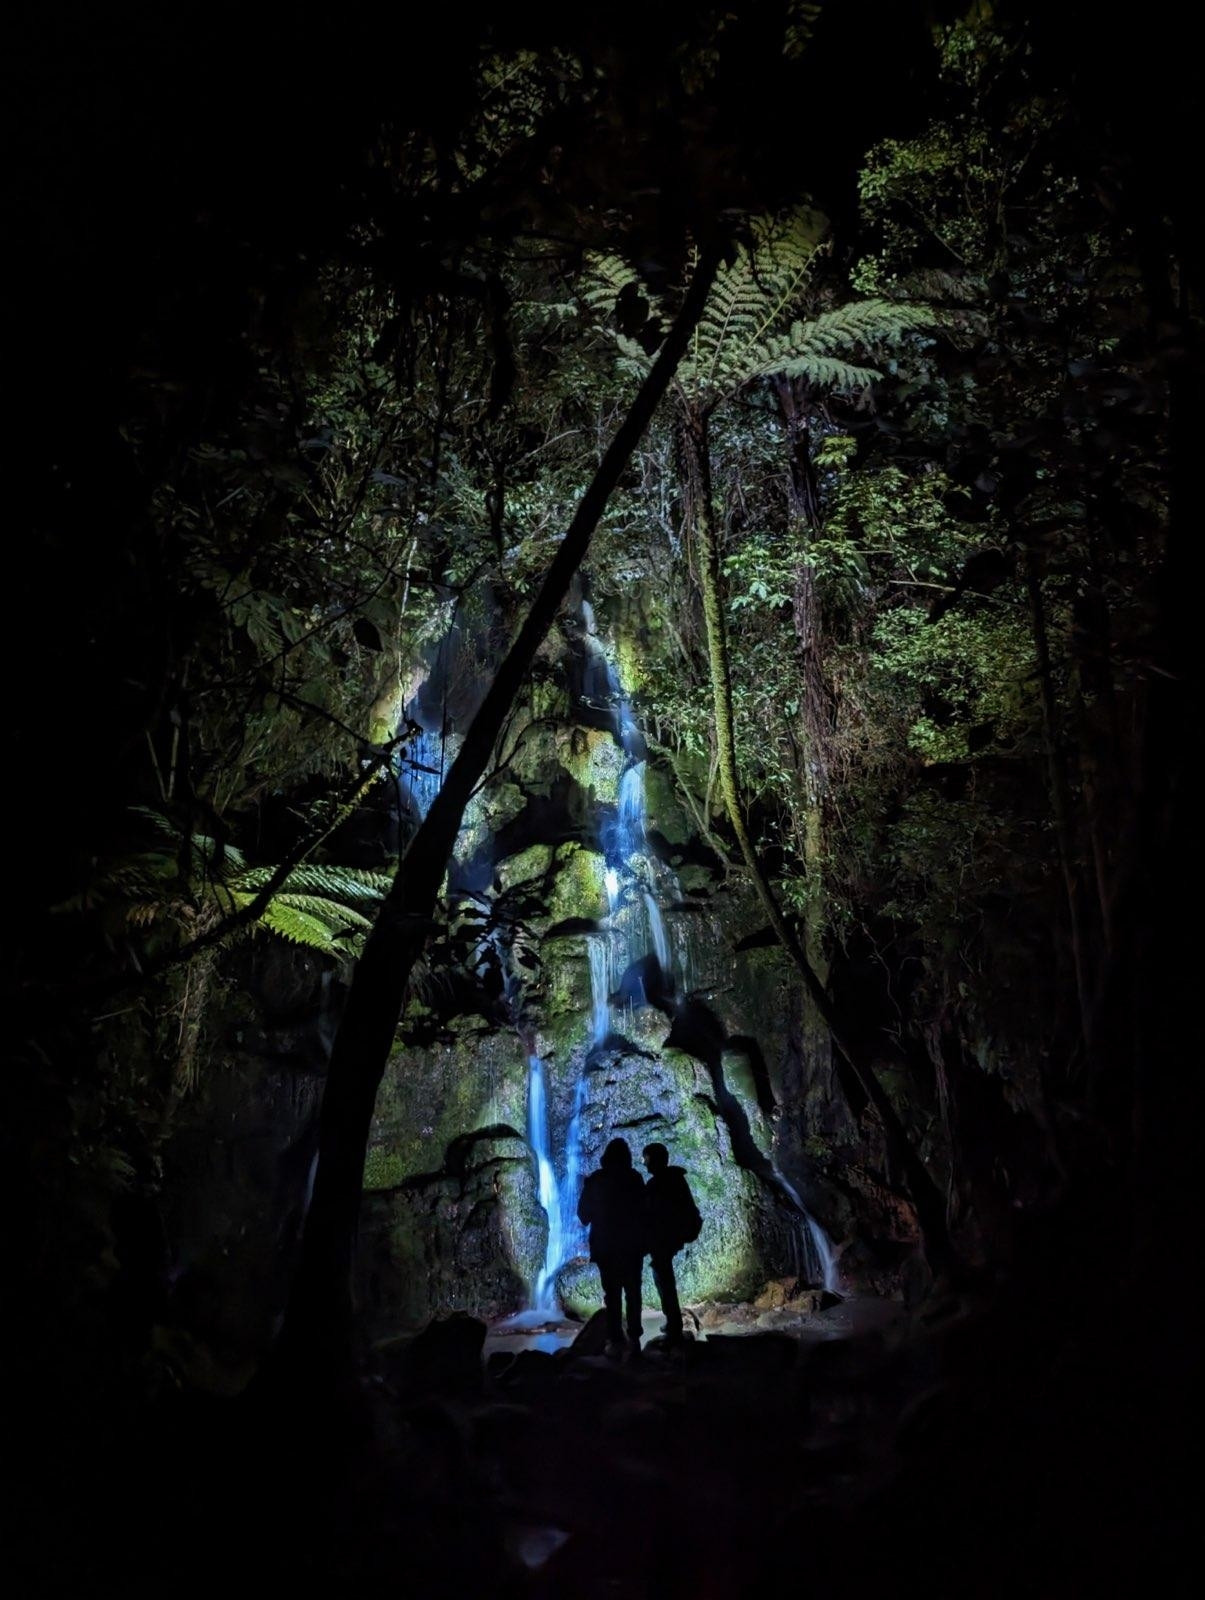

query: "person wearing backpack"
left=642, top=1142, right=702, bottom=1347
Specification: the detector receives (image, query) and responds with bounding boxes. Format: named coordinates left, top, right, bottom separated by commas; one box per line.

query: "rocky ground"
left=14, top=1260, right=1187, bottom=1598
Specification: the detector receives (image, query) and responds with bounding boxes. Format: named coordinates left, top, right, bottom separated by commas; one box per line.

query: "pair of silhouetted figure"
left=577, top=1137, right=701, bottom=1355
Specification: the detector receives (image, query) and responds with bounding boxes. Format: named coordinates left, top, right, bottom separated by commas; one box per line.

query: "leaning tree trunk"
left=682, top=402, right=958, bottom=1277
left=272, top=240, right=726, bottom=1373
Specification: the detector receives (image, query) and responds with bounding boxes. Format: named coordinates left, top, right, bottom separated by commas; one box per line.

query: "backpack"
left=676, top=1175, right=703, bottom=1243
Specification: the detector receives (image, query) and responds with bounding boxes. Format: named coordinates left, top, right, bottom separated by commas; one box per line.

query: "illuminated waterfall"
left=399, top=707, right=447, bottom=822
left=526, top=617, right=674, bottom=1310
left=778, top=1175, right=842, bottom=1294
left=524, top=603, right=840, bottom=1310
left=588, top=938, right=610, bottom=1047
left=528, top=1055, right=566, bottom=1311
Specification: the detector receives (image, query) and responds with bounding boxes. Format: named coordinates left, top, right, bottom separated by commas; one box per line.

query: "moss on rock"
left=546, top=842, right=607, bottom=925
left=366, top=1032, right=528, bottom=1190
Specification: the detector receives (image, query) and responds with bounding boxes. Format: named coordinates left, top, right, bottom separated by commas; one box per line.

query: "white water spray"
left=778, top=1175, right=842, bottom=1293
left=643, top=891, right=671, bottom=976
left=528, top=1055, right=567, bottom=1310
left=588, top=938, right=610, bottom=1047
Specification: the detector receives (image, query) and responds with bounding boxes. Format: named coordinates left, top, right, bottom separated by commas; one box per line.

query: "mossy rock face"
left=546, top=1037, right=792, bottom=1310
left=352, top=626, right=852, bottom=1335
left=546, top=843, right=609, bottom=925
left=642, top=760, right=694, bottom=850
left=494, top=842, right=555, bottom=896
left=719, top=1045, right=774, bottom=1150
left=560, top=727, right=624, bottom=808
left=356, top=1135, right=539, bottom=1335
left=366, top=1032, right=528, bottom=1190
left=534, top=937, right=595, bottom=1028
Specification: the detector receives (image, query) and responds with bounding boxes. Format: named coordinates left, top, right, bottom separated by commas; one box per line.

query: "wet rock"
left=753, top=1277, right=795, bottom=1312
left=503, top=1523, right=572, bottom=1573
left=756, top=1308, right=807, bottom=1332
left=499, top=1349, right=559, bottom=1386
left=699, top=1332, right=801, bottom=1372
left=397, top=1311, right=486, bottom=1393
left=694, top=1300, right=735, bottom=1330
left=356, top=1133, right=538, bottom=1336
left=566, top=1308, right=609, bottom=1357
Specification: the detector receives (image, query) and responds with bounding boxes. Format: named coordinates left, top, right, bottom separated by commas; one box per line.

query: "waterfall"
left=643, top=891, right=671, bottom=976
left=804, top=1215, right=841, bottom=1294
left=400, top=709, right=446, bottom=820
left=523, top=613, right=674, bottom=1311
left=588, top=937, right=610, bottom=1047
left=528, top=1055, right=567, bottom=1311
left=618, top=763, right=645, bottom=836
left=777, top=1175, right=842, bottom=1293
left=558, top=1074, right=590, bottom=1265
left=520, top=599, right=840, bottom=1314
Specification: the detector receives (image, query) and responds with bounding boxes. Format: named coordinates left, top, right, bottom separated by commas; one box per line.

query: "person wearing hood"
left=577, top=1137, right=647, bottom=1355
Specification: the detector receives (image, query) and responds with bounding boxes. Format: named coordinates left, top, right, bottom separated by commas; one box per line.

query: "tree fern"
left=73, top=810, right=389, bottom=959
left=585, top=209, right=939, bottom=404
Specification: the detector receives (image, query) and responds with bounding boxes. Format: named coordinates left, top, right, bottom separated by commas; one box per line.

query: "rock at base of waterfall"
left=386, top=1311, right=486, bottom=1393
left=752, top=1277, right=844, bottom=1313
left=567, top=1308, right=610, bottom=1357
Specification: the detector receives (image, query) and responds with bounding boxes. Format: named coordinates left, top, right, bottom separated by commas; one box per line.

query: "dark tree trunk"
left=1023, top=546, right=1095, bottom=1055
left=271, top=240, right=726, bottom=1374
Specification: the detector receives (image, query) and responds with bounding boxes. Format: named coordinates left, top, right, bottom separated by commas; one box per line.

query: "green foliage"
left=869, top=603, right=1039, bottom=764
left=78, top=813, right=391, bottom=960
left=723, top=536, right=797, bottom=612
left=587, top=210, right=938, bottom=406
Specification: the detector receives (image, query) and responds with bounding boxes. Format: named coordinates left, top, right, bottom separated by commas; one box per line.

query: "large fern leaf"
left=233, top=863, right=392, bottom=901
left=78, top=808, right=390, bottom=958
left=584, top=212, right=939, bottom=403
left=251, top=899, right=349, bottom=953
left=252, top=891, right=375, bottom=932
left=691, top=209, right=829, bottom=394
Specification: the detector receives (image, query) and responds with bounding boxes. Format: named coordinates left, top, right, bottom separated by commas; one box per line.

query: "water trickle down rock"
left=359, top=597, right=842, bottom=1331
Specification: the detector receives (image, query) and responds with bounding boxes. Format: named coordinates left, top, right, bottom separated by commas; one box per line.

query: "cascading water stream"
left=527, top=1055, right=567, bottom=1311
left=643, top=890, right=671, bottom=976
left=401, top=714, right=447, bottom=822
left=588, top=939, right=610, bottom=1048
left=778, top=1175, right=842, bottom=1294
left=522, top=600, right=840, bottom=1309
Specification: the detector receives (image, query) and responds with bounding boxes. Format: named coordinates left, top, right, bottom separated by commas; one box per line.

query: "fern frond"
left=130, top=805, right=178, bottom=840
left=126, top=901, right=169, bottom=927
left=783, top=298, right=936, bottom=353
left=252, top=900, right=348, bottom=952
left=232, top=863, right=391, bottom=900
left=273, top=893, right=376, bottom=932
left=579, top=255, right=653, bottom=318
left=739, top=300, right=936, bottom=388
left=585, top=216, right=940, bottom=404
left=763, top=354, right=883, bottom=390
left=129, top=808, right=246, bottom=880
left=704, top=208, right=829, bottom=389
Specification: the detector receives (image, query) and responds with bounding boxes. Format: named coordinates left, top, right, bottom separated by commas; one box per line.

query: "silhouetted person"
left=643, top=1142, right=701, bottom=1346
left=578, top=1137, right=646, bottom=1355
